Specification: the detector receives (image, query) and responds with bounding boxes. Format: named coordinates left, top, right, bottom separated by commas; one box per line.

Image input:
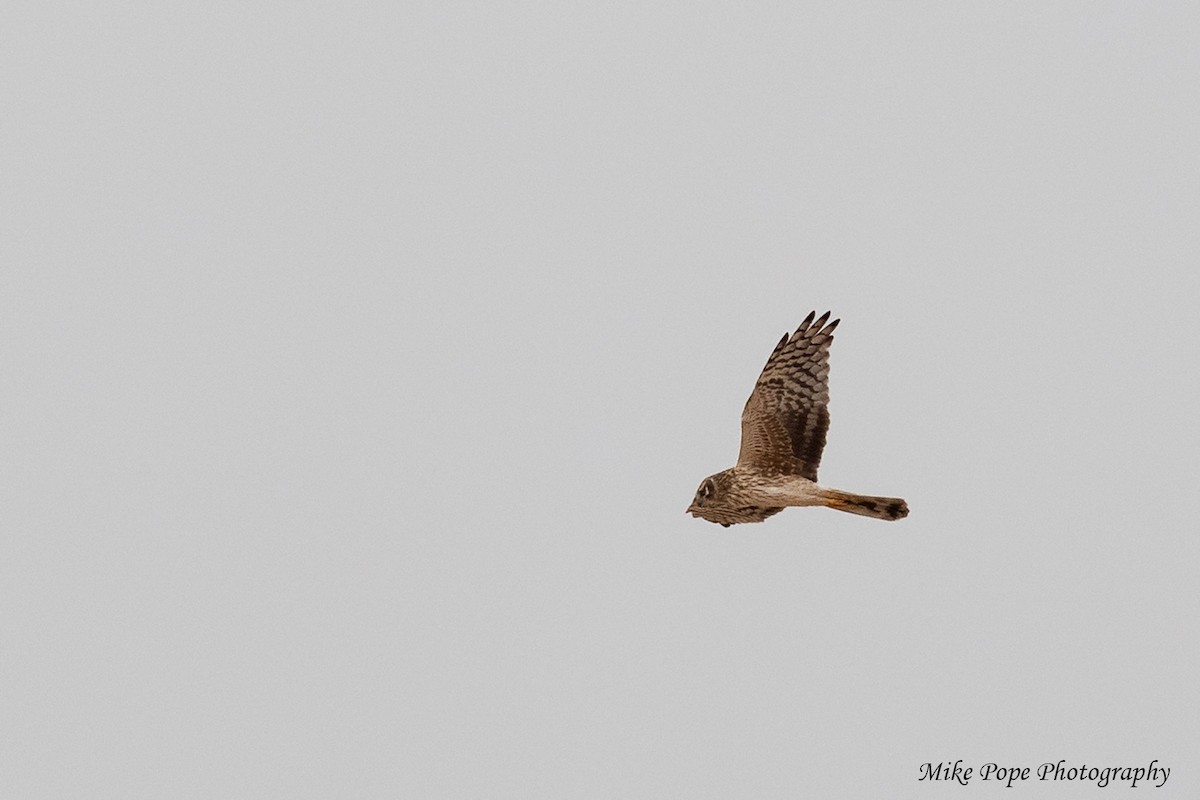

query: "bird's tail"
left=821, top=489, right=909, bottom=521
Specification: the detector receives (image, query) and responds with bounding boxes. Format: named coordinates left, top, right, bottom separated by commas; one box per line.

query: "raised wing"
left=736, top=311, right=839, bottom=480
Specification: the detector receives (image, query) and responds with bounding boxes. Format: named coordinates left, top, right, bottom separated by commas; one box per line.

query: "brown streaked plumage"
left=687, top=311, right=908, bottom=527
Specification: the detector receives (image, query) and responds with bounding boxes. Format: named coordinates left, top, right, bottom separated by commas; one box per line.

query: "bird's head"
left=686, top=470, right=732, bottom=522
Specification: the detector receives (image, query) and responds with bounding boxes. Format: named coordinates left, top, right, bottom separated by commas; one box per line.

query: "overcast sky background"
left=2, top=3, right=1198, bottom=797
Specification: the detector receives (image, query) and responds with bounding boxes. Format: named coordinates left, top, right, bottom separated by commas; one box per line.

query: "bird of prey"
left=687, top=311, right=908, bottom=527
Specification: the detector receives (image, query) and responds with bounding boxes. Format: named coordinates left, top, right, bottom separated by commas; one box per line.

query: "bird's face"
left=687, top=471, right=728, bottom=520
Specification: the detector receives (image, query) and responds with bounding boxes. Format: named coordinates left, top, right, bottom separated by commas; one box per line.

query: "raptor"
left=687, top=311, right=908, bottom=527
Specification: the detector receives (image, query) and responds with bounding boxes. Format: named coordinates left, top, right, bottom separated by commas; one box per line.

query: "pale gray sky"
left=2, top=3, right=1198, bottom=797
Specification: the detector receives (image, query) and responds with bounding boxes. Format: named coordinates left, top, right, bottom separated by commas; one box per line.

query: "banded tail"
left=822, top=489, right=909, bottom=521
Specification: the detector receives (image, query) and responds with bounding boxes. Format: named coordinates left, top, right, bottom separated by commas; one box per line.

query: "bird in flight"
left=687, top=311, right=908, bottom=527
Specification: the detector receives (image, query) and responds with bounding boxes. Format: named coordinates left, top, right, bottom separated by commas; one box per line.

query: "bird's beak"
left=686, top=504, right=696, bottom=516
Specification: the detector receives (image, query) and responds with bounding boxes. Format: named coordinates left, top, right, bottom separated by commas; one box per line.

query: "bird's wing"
left=736, top=311, right=838, bottom=480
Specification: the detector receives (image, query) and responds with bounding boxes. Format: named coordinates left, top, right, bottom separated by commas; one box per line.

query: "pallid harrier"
left=687, top=311, right=908, bottom=527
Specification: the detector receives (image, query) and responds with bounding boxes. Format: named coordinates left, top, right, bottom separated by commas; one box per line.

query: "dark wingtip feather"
left=797, top=310, right=816, bottom=331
